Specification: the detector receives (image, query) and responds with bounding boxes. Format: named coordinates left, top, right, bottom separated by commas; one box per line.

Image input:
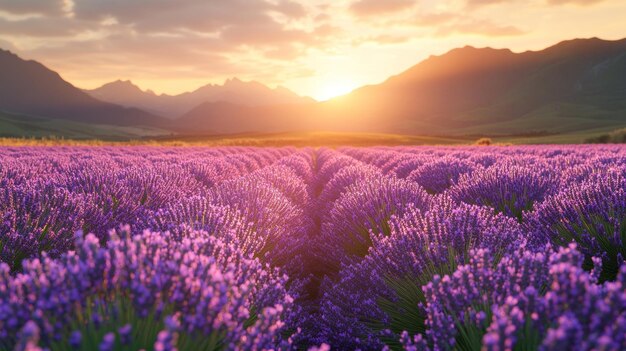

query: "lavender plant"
left=0, top=179, right=83, bottom=269
left=317, top=199, right=524, bottom=349
left=412, top=244, right=626, bottom=351
left=407, top=158, right=477, bottom=194
left=529, top=168, right=626, bottom=281
left=319, top=175, right=431, bottom=266
left=449, top=163, right=557, bottom=221
left=1, top=226, right=294, bottom=350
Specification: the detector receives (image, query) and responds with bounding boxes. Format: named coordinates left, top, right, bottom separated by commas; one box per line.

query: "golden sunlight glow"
left=315, top=80, right=359, bottom=101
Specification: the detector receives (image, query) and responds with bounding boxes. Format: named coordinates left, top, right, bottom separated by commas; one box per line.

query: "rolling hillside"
left=0, top=110, right=169, bottom=139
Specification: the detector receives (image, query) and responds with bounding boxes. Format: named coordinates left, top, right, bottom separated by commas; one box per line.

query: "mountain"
left=176, top=37, right=626, bottom=135
left=85, top=77, right=314, bottom=118
left=0, top=49, right=170, bottom=129
left=329, top=37, right=626, bottom=135
left=84, top=80, right=167, bottom=116
left=3, top=37, right=626, bottom=139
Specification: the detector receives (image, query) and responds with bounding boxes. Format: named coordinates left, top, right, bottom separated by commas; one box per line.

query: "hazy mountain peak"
left=543, top=37, right=626, bottom=57
left=85, top=75, right=312, bottom=118
left=439, top=45, right=515, bottom=60
left=224, top=77, right=243, bottom=85
left=223, top=77, right=268, bottom=91
left=98, top=79, right=145, bottom=93
left=113, top=79, right=134, bottom=85
left=87, top=79, right=158, bottom=104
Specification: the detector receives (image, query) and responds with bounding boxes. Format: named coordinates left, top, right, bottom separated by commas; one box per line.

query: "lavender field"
left=1, top=145, right=625, bottom=351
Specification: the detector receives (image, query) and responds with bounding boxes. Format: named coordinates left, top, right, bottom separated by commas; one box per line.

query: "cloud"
left=272, top=0, right=307, bottom=18
left=546, top=0, right=605, bottom=5
left=464, top=0, right=606, bottom=7
left=71, top=0, right=306, bottom=34
left=312, top=24, right=342, bottom=37
left=354, top=34, right=412, bottom=45
left=436, top=19, right=526, bottom=37
left=0, top=16, right=87, bottom=37
left=349, top=0, right=415, bottom=17
left=403, top=10, right=523, bottom=37
left=221, top=19, right=306, bottom=45
left=413, top=12, right=457, bottom=26
left=25, top=34, right=241, bottom=83
left=0, top=0, right=328, bottom=60
left=0, top=0, right=342, bottom=97
left=0, top=0, right=66, bottom=16
left=73, top=0, right=333, bottom=58
left=464, top=0, right=507, bottom=8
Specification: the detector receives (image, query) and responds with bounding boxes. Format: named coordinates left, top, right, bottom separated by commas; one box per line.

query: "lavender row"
left=0, top=147, right=299, bottom=269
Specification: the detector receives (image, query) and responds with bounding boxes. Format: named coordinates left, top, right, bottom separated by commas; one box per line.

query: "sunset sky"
left=0, top=0, right=625, bottom=100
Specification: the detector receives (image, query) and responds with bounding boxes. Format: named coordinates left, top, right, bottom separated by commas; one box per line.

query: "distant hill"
left=179, top=101, right=321, bottom=134
left=175, top=37, right=626, bottom=136
left=85, top=78, right=314, bottom=118
left=0, top=49, right=170, bottom=128
left=0, top=110, right=169, bottom=140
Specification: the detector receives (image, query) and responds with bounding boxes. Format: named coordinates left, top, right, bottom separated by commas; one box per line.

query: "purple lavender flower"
left=407, top=157, right=477, bottom=194
left=0, top=179, right=84, bottom=269
left=449, top=162, right=557, bottom=221
left=317, top=198, right=524, bottom=349
left=69, top=330, right=82, bottom=348
left=529, top=168, right=626, bottom=281
left=118, top=324, right=132, bottom=345
left=319, top=175, right=431, bottom=267
left=2, top=227, right=294, bottom=350
left=417, top=244, right=626, bottom=351
left=13, top=321, right=43, bottom=351
left=99, top=332, right=115, bottom=351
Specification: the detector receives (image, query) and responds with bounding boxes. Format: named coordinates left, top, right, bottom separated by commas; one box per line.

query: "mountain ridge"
left=85, top=77, right=314, bottom=118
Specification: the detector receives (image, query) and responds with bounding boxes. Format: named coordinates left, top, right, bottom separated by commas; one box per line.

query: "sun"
left=315, top=80, right=358, bottom=101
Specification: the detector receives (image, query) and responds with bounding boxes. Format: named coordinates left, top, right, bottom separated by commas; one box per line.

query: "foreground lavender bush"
left=0, top=226, right=294, bottom=350
left=319, top=176, right=431, bottom=267
left=530, top=168, right=626, bottom=281
left=318, top=199, right=524, bottom=349
left=407, top=244, right=626, bottom=351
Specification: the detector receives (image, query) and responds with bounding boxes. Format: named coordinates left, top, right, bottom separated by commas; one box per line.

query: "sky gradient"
left=0, top=0, right=625, bottom=100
